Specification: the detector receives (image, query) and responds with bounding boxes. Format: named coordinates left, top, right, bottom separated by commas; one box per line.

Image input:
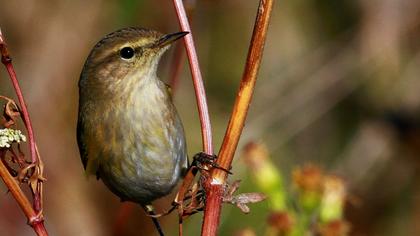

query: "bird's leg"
left=180, top=182, right=205, bottom=216
left=172, top=163, right=199, bottom=212
left=143, top=204, right=165, bottom=236
left=145, top=204, right=177, bottom=218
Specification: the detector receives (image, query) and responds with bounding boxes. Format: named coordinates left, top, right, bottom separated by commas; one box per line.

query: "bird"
left=77, top=27, right=189, bottom=235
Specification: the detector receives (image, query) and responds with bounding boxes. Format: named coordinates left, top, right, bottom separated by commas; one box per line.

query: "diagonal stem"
left=215, top=0, right=274, bottom=178
left=0, top=157, right=47, bottom=236
left=201, top=0, right=274, bottom=235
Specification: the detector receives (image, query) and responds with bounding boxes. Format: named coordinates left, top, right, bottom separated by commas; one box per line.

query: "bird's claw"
left=192, top=152, right=232, bottom=174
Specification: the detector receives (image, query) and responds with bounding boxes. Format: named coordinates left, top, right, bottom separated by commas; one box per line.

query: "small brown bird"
left=77, top=27, right=188, bottom=235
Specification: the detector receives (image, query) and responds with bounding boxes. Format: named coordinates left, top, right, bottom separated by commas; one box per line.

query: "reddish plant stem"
left=0, top=30, right=37, bottom=165
left=215, top=0, right=274, bottom=177
left=201, top=0, right=274, bottom=235
left=31, top=180, right=42, bottom=212
left=168, top=0, right=196, bottom=93
left=0, top=29, right=47, bottom=235
left=172, top=0, right=213, bottom=155
left=32, top=223, right=48, bottom=236
left=0, top=159, right=47, bottom=236
left=201, top=180, right=224, bottom=236
left=0, top=160, right=35, bottom=220
left=33, top=144, right=45, bottom=213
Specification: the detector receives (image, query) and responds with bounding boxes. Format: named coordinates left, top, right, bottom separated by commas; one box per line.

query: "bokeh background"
left=1, top=0, right=420, bottom=235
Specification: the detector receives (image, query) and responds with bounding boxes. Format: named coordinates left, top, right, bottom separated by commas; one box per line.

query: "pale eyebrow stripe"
left=94, top=44, right=147, bottom=68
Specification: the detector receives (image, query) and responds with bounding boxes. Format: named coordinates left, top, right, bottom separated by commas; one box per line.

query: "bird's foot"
left=192, top=152, right=232, bottom=174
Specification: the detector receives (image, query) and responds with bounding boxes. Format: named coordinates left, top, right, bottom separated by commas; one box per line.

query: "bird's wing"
left=76, top=117, right=89, bottom=170
left=77, top=115, right=101, bottom=178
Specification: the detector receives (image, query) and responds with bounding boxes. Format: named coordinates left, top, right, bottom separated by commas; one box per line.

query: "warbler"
left=77, top=27, right=188, bottom=234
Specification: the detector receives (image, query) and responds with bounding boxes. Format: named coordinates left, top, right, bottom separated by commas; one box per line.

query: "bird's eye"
left=120, top=47, right=135, bottom=59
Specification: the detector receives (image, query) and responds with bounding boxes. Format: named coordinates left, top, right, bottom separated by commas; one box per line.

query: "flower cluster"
left=0, top=128, right=27, bottom=148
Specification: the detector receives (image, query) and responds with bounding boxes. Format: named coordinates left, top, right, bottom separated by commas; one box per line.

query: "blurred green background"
left=1, top=0, right=420, bottom=235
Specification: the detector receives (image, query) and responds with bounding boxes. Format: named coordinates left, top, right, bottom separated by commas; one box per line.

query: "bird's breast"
left=83, top=78, right=187, bottom=203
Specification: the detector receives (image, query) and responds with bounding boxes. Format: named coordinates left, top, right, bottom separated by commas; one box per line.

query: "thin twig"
left=201, top=0, right=274, bottom=235
left=172, top=0, right=213, bottom=155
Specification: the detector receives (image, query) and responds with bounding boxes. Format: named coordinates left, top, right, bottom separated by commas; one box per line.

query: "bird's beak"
left=154, top=31, right=189, bottom=48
